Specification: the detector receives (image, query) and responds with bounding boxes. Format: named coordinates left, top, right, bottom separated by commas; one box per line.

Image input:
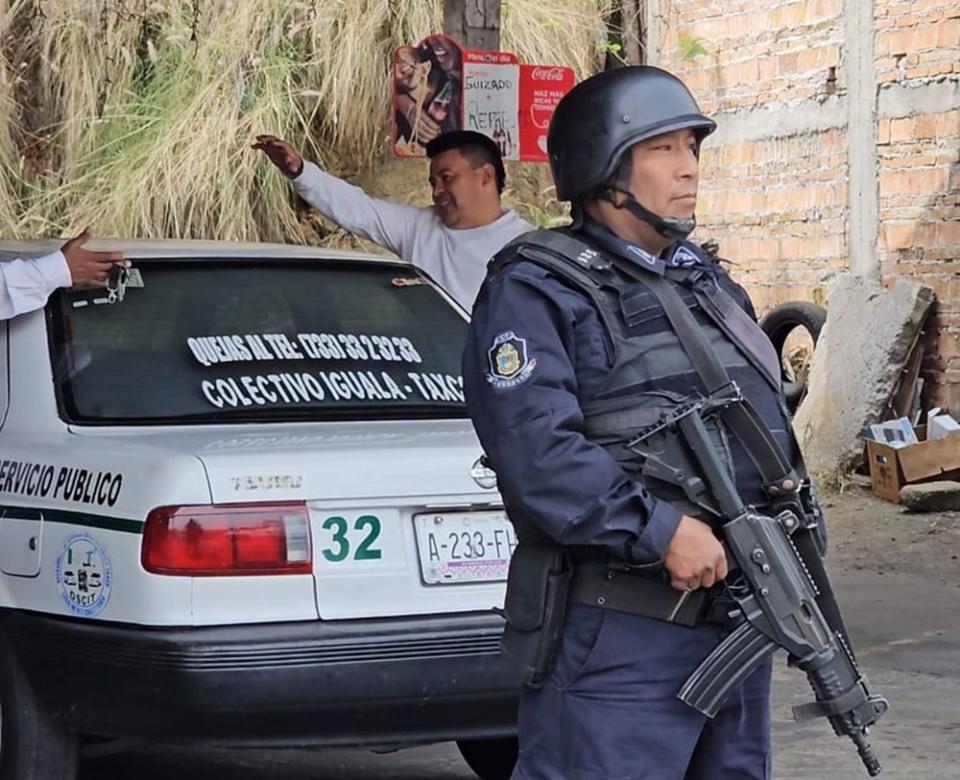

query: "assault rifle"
left=625, top=391, right=890, bottom=776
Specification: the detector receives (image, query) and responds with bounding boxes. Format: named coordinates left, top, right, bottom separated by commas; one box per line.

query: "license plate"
left=413, top=511, right=516, bottom=585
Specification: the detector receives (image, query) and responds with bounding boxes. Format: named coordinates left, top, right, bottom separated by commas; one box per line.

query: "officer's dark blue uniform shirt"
left=462, top=220, right=759, bottom=566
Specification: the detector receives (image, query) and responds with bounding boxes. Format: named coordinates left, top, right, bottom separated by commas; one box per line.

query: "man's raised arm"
left=253, top=135, right=421, bottom=260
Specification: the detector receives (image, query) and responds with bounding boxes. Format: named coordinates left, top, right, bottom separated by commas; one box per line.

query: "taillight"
left=142, top=502, right=312, bottom=576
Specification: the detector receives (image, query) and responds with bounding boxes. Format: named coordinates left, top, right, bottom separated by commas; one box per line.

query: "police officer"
left=463, top=66, right=804, bottom=779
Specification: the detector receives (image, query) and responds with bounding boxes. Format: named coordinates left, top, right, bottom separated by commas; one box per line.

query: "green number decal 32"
left=321, top=515, right=382, bottom=562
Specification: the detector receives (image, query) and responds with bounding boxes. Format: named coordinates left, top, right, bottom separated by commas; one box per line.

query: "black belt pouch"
left=500, top=543, right=573, bottom=689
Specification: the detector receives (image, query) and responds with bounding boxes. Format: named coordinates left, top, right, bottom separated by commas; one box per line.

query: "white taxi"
left=0, top=240, right=521, bottom=780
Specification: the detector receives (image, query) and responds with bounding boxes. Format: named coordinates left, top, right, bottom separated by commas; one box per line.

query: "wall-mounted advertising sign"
left=390, top=34, right=575, bottom=163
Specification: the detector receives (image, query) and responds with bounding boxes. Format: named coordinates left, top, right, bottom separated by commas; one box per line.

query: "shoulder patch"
left=485, top=331, right=537, bottom=389
left=668, top=244, right=703, bottom=268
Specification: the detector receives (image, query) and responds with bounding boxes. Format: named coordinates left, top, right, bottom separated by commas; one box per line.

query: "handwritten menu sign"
left=463, top=50, right=520, bottom=160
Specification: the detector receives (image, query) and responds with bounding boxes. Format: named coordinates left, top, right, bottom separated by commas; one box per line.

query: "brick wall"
left=658, top=0, right=848, bottom=313
left=652, top=0, right=960, bottom=405
left=876, top=0, right=960, bottom=406
left=665, top=0, right=845, bottom=110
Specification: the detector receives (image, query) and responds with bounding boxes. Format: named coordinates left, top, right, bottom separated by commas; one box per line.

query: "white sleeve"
left=0, top=251, right=71, bottom=320
left=292, top=162, right=424, bottom=260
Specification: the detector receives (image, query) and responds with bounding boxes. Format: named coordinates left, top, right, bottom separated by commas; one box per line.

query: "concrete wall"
left=649, top=0, right=960, bottom=406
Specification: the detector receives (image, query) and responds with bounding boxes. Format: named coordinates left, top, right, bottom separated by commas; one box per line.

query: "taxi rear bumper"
left=2, top=609, right=521, bottom=748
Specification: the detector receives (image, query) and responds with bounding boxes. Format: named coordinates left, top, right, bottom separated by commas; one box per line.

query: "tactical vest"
left=491, top=229, right=804, bottom=519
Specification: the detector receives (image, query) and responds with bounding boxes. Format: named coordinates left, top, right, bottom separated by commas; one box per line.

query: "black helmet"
left=548, top=66, right=716, bottom=203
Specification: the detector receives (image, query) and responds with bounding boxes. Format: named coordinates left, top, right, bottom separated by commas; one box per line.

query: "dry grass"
left=503, top=0, right=612, bottom=77
left=0, top=0, right=612, bottom=243
left=0, top=0, right=26, bottom=235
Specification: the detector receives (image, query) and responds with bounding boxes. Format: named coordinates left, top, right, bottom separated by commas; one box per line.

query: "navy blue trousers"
left=511, top=604, right=772, bottom=780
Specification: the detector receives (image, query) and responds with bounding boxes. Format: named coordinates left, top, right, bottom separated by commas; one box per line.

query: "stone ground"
left=82, top=488, right=960, bottom=779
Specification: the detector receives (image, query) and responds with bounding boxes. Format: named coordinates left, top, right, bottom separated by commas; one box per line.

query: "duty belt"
left=568, top=562, right=740, bottom=628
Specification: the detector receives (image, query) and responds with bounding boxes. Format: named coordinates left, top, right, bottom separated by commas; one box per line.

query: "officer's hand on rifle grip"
left=663, top=515, right=728, bottom=592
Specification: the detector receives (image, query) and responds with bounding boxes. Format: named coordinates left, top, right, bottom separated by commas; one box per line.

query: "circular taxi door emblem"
left=55, top=533, right=113, bottom=618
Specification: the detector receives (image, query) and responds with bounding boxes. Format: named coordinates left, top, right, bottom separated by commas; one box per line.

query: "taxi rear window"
left=48, top=260, right=469, bottom=424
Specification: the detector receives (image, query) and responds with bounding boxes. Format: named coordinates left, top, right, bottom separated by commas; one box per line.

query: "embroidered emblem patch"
left=486, top=331, right=537, bottom=389
left=496, top=342, right=521, bottom=376
left=670, top=245, right=701, bottom=267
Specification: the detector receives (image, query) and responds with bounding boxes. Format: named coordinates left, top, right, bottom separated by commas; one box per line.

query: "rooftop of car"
left=0, top=238, right=400, bottom=263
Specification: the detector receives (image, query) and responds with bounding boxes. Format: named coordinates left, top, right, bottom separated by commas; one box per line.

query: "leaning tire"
left=0, top=635, right=79, bottom=780
left=759, top=301, right=827, bottom=413
left=457, top=736, right=518, bottom=780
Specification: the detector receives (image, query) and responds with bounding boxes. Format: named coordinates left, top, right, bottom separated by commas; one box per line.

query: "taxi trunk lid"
left=191, top=420, right=511, bottom=620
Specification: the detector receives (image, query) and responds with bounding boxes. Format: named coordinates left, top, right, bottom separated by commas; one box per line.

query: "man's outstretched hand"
left=61, top=229, right=128, bottom=286
left=252, top=135, right=304, bottom=179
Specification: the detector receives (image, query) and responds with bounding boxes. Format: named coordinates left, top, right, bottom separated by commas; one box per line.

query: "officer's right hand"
left=251, top=134, right=304, bottom=178
left=663, top=515, right=728, bottom=592
left=61, top=229, right=128, bottom=285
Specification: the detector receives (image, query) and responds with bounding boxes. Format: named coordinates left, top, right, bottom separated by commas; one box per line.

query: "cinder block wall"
left=651, top=0, right=960, bottom=406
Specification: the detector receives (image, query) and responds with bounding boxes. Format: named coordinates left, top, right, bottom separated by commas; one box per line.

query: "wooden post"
left=605, top=0, right=651, bottom=68
left=443, top=0, right=501, bottom=51
left=621, top=0, right=643, bottom=65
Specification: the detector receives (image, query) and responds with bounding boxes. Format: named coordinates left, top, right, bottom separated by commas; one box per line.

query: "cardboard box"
left=866, top=425, right=960, bottom=502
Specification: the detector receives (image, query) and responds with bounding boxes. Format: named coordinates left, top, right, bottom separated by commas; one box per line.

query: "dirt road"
left=773, top=487, right=960, bottom=779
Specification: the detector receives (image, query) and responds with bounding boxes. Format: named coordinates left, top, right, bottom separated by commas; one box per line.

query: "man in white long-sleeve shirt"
left=253, top=130, right=531, bottom=309
left=0, top=229, right=128, bottom=320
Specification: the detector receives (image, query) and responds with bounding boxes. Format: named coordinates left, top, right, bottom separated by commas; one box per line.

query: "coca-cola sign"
left=531, top=67, right=566, bottom=81
left=519, top=64, right=576, bottom=162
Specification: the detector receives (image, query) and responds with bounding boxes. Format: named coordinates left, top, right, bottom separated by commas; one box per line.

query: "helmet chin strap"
left=617, top=194, right=696, bottom=241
